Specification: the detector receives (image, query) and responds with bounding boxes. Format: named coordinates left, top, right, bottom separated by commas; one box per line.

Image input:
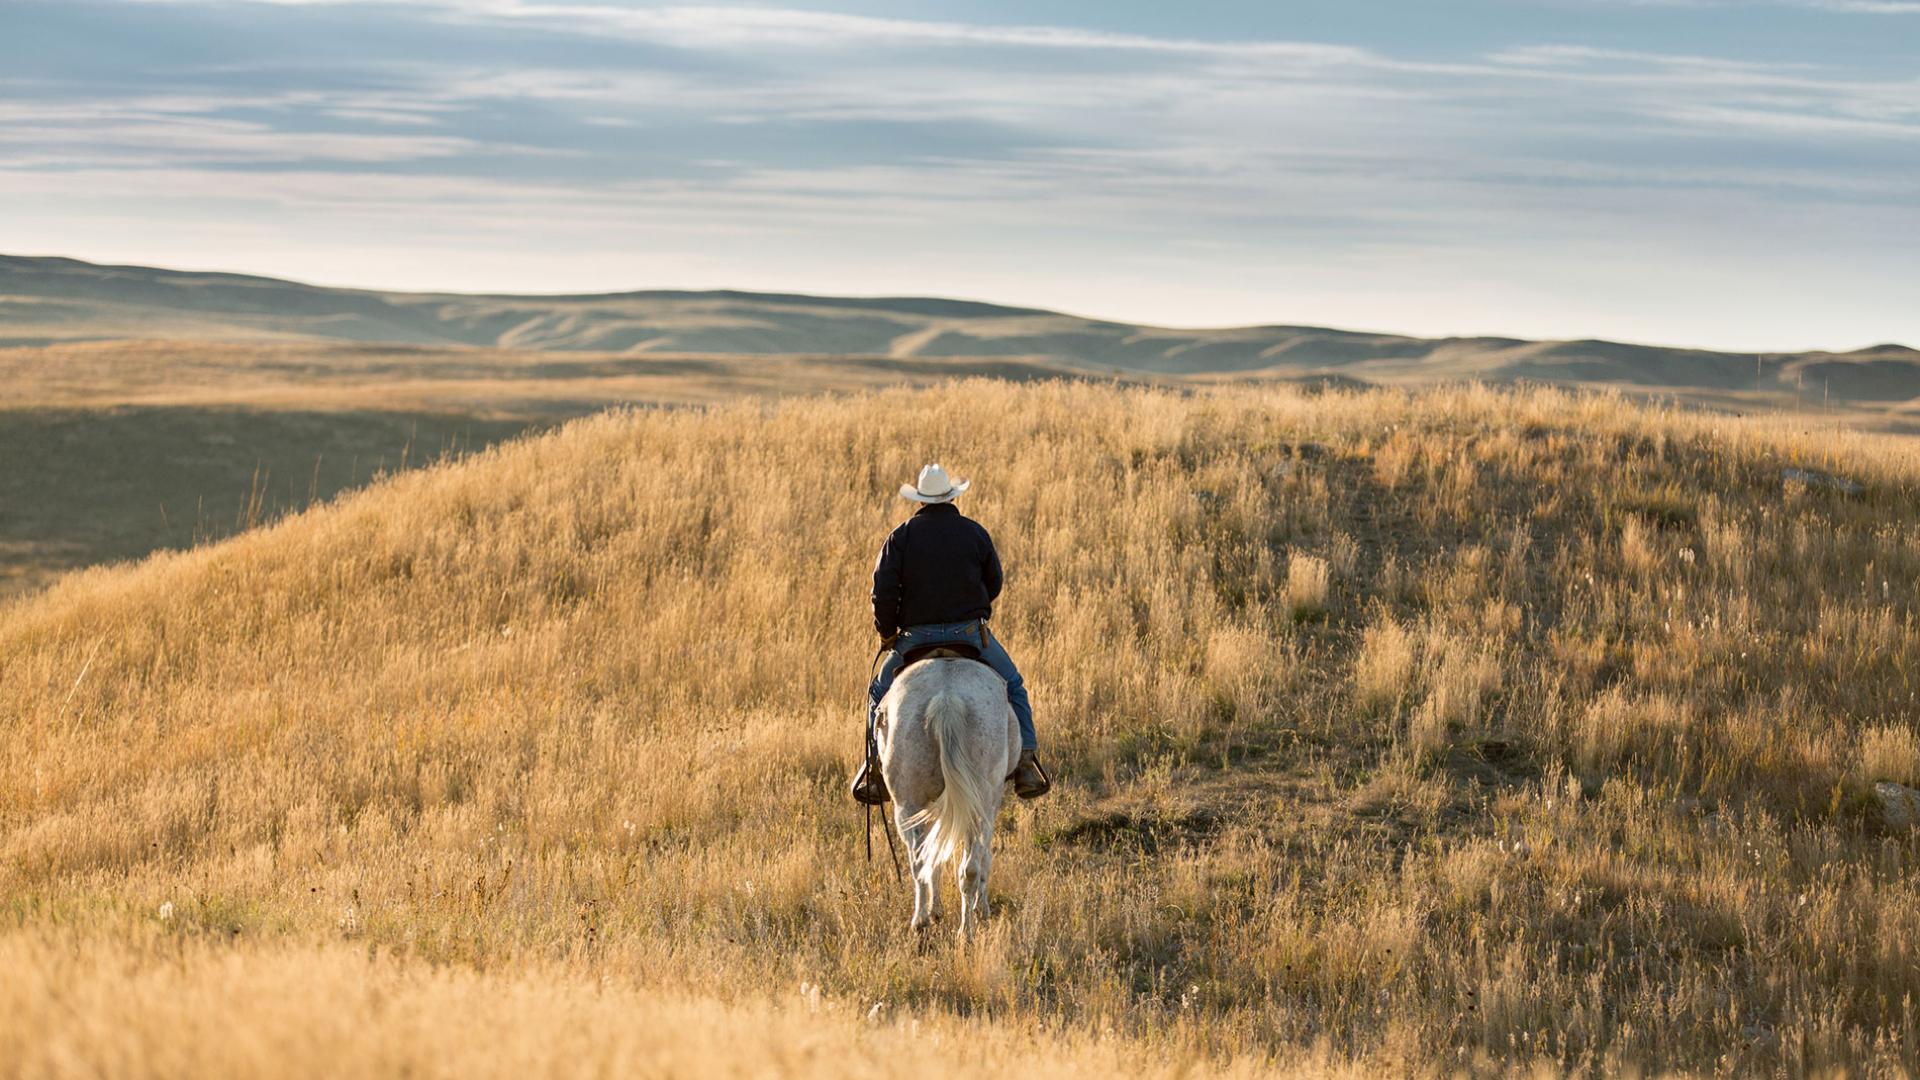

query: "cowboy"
left=851, top=463, right=1051, bottom=804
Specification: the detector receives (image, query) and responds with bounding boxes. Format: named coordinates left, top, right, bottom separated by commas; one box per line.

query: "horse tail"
left=906, top=688, right=996, bottom=880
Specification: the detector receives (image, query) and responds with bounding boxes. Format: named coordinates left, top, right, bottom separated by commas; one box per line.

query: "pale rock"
left=1782, top=467, right=1864, bottom=496
left=1874, top=781, right=1920, bottom=830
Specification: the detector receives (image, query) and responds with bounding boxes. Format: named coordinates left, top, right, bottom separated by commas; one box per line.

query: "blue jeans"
left=869, top=621, right=1036, bottom=751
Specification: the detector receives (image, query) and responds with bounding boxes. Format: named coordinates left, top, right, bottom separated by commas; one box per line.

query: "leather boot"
left=1009, top=749, right=1051, bottom=799
left=849, top=753, right=889, bottom=806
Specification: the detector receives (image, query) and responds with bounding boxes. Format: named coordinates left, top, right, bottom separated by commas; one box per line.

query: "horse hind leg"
left=973, top=819, right=994, bottom=923
left=957, top=822, right=995, bottom=936
left=959, top=820, right=994, bottom=933
left=920, top=833, right=943, bottom=927
left=893, top=803, right=937, bottom=931
left=957, top=845, right=979, bottom=936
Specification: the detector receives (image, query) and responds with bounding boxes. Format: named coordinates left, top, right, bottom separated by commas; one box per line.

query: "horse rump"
left=903, top=689, right=998, bottom=880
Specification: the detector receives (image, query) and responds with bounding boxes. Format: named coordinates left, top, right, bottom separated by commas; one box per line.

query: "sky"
left=1, top=0, right=1916, bottom=351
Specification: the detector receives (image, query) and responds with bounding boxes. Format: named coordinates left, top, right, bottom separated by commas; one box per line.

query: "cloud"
left=1486, top=44, right=1817, bottom=73
left=0, top=118, right=481, bottom=165
left=7, top=0, right=1917, bottom=348
left=15, top=5, right=1915, bottom=181
left=119, top=1, right=1377, bottom=60
left=1583, top=0, right=1920, bottom=10
left=1798, top=0, right=1920, bottom=11
left=1659, top=103, right=1920, bottom=138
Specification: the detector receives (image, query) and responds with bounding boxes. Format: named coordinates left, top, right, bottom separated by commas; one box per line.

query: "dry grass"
left=5, top=379, right=1920, bottom=1076
left=0, top=340, right=1099, bottom=416
left=1351, top=617, right=1416, bottom=714
left=0, top=339, right=1109, bottom=599
left=1, top=932, right=1335, bottom=1080
left=1287, top=554, right=1332, bottom=619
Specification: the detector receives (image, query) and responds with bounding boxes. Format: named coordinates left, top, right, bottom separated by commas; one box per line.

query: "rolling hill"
left=5, top=254, right=1916, bottom=405
left=0, top=338, right=1098, bottom=599
left=5, top=252, right=1915, bottom=604
left=5, top=378, right=1920, bottom=1075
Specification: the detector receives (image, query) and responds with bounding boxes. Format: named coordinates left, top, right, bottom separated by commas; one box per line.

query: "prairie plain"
left=0, top=337, right=1093, bottom=597
left=6, top=377, right=1920, bottom=1076
left=7, top=254, right=1917, bottom=600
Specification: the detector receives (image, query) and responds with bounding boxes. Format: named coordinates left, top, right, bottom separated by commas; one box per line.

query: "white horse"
left=877, top=651, right=1019, bottom=935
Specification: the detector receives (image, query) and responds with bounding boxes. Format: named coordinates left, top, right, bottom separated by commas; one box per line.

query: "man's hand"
left=880, top=631, right=900, bottom=650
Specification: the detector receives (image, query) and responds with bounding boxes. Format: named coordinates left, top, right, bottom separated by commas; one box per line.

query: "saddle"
left=899, top=640, right=984, bottom=667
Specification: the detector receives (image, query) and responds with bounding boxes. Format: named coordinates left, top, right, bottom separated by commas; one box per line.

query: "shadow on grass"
left=0, top=406, right=545, bottom=598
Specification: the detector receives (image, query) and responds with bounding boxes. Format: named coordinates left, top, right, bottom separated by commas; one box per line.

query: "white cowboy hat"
left=900, top=463, right=969, bottom=504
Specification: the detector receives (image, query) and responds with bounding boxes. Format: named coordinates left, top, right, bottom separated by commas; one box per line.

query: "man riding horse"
left=851, top=463, right=1051, bottom=804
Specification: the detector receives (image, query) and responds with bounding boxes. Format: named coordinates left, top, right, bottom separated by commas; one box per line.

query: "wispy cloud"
left=1584, top=0, right=1920, bottom=10
left=5, top=0, right=1916, bottom=348
left=1798, top=0, right=1920, bottom=12
left=1660, top=103, right=1920, bottom=138
left=120, top=1, right=1377, bottom=60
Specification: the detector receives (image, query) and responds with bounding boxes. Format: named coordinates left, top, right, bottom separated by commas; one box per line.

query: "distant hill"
left=5, top=254, right=1915, bottom=406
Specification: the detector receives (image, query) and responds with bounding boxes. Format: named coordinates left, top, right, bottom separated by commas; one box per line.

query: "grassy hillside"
left=0, top=339, right=1094, bottom=598
left=5, top=380, right=1920, bottom=1075
left=8, top=255, right=1919, bottom=425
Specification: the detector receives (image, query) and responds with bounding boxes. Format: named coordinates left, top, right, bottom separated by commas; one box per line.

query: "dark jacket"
left=871, top=503, right=1002, bottom=637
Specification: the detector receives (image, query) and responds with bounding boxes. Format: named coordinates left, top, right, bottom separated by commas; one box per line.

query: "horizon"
left=4, top=1, right=1917, bottom=353
left=12, top=249, right=1919, bottom=355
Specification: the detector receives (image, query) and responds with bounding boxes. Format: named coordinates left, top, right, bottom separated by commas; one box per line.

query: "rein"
left=863, top=640, right=903, bottom=882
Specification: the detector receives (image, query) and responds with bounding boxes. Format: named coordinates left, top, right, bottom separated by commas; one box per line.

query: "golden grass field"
left=0, top=339, right=1094, bottom=598
left=5, top=378, right=1920, bottom=1076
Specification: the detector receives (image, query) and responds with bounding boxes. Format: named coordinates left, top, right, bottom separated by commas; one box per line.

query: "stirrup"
left=1010, top=751, right=1051, bottom=800
left=850, top=758, right=889, bottom=806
